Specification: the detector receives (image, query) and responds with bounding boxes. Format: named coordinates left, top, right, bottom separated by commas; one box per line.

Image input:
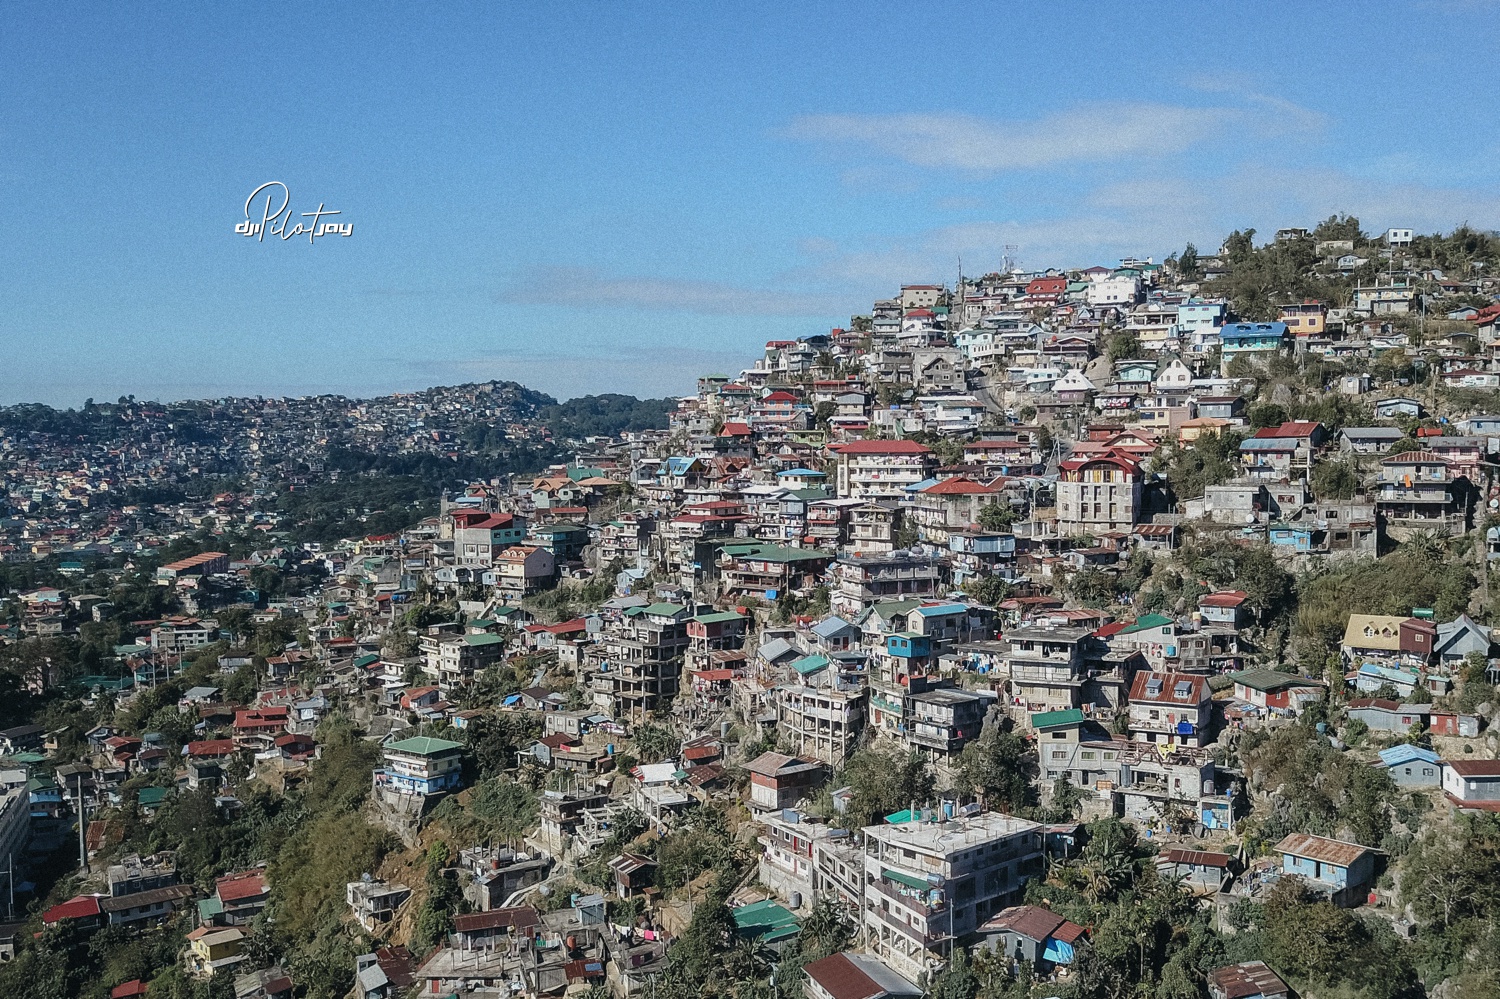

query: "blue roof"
left=791, top=654, right=831, bottom=675
left=1222, top=321, right=1288, bottom=337
left=1378, top=745, right=1439, bottom=767
left=915, top=603, right=968, bottom=617
left=1358, top=663, right=1417, bottom=684
left=810, top=616, right=853, bottom=638
left=777, top=468, right=826, bottom=477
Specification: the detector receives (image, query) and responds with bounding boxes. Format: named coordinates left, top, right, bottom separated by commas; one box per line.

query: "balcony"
left=1377, top=486, right=1452, bottom=501
left=870, top=904, right=950, bottom=947
left=870, top=875, right=945, bottom=916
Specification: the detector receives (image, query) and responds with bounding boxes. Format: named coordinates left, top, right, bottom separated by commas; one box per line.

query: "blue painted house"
left=1274, top=833, right=1377, bottom=907
left=1266, top=523, right=1315, bottom=551
left=1220, top=322, right=1289, bottom=368
left=886, top=633, right=932, bottom=659
left=373, top=736, right=466, bottom=800
left=1375, top=745, right=1440, bottom=788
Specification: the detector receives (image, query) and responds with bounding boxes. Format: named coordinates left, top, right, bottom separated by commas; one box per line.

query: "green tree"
left=976, top=502, right=1016, bottom=531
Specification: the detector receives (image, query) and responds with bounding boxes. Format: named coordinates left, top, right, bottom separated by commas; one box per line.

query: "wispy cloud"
left=782, top=99, right=1321, bottom=172
left=499, top=265, right=844, bottom=317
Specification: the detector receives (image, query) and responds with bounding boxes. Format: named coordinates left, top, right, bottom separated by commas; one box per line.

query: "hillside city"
left=6, top=217, right=1500, bottom=999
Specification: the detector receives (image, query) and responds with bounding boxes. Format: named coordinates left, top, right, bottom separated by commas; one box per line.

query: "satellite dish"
left=1245, top=514, right=1255, bottom=524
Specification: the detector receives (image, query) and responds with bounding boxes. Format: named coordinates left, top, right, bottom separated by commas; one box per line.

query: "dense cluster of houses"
left=10, top=242, right=1500, bottom=997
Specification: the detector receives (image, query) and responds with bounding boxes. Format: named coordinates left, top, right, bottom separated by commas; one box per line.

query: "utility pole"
left=76, top=773, right=88, bottom=873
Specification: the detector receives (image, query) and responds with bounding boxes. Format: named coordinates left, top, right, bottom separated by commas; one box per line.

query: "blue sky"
left=4, top=1, right=1500, bottom=405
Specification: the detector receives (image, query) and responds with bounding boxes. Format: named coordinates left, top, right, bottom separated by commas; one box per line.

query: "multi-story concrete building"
left=861, top=812, right=1044, bottom=982
left=1055, top=452, right=1142, bottom=535
left=905, top=687, right=994, bottom=764
left=1375, top=451, right=1471, bottom=539
left=778, top=682, right=867, bottom=766
left=1003, top=625, right=1139, bottom=717
left=757, top=810, right=853, bottom=908
left=425, top=632, right=507, bottom=691
left=828, top=440, right=936, bottom=502
left=451, top=511, right=528, bottom=568
left=373, top=736, right=466, bottom=802
left=494, top=544, right=555, bottom=599
left=1126, top=672, right=1212, bottom=748
left=595, top=602, right=691, bottom=719
left=830, top=554, right=943, bottom=620
left=716, top=543, right=835, bottom=601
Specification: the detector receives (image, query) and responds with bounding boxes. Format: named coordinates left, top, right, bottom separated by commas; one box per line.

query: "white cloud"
left=782, top=161, right=1500, bottom=294
left=783, top=100, right=1321, bottom=172
left=499, top=265, right=844, bottom=317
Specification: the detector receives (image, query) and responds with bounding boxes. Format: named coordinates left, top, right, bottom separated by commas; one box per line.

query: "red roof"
left=235, top=706, right=288, bottom=728
left=682, top=745, right=720, bottom=761
left=111, top=983, right=150, bottom=999
left=1381, top=450, right=1448, bottom=464
left=828, top=439, right=932, bottom=455
left=540, top=618, right=588, bottom=635
left=452, top=906, right=540, bottom=933
left=1199, top=590, right=1248, bottom=608
left=803, top=954, right=885, bottom=999
left=186, top=738, right=237, bottom=757
left=1129, top=671, right=1208, bottom=705
left=721, top=422, right=752, bottom=436
left=1252, top=420, right=1323, bottom=439
left=922, top=476, right=996, bottom=495
left=43, top=895, right=102, bottom=924
left=1059, top=452, right=1140, bottom=474
left=1444, top=760, right=1500, bottom=778
left=452, top=511, right=516, bottom=530
left=216, top=871, right=268, bottom=902
left=762, top=391, right=798, bottom=403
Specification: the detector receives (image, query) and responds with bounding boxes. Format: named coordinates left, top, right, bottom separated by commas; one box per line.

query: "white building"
left=828, top=440, right=936, bottom=502
left=861, top=811, right=1044, bottom=982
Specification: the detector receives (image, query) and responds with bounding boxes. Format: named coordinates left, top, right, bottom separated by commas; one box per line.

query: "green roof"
left=882, top=868, right=931, bottom=890
left=720, top=543, right=834, bottom=563
left=641, top=602, right=687, bottom=617
left=137, top=786, right=170, bottom=806
left=1120, top=613, right=1173, bottom=634
left=353, top=654, right=379, bottom=668
left=884, top=809, right=916, bottom=823
left=692, top=611, right=745, bottom=625
left=868, top=600, right=922, bottom=619
left=77, top=675, right=135, bottom=692
left=1030, top=708, right=1086, bottom=730
left=792, top=654, right=831, bottom=675
left=197, top=897, right=224, bottom=921
left=385, top=736, right=463, bottom=756
left=1230, top=669, right=1325, bottom=693
left=732, top=899, right=800, bottom=940
left=462, top=633, right=507, bottom=647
